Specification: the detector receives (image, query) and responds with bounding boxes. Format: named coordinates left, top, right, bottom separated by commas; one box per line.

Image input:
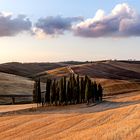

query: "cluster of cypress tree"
left=33, top=74, right=103, bottom=105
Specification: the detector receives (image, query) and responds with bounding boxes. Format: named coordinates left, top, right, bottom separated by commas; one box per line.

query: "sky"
left=0, top=0, right=140, bottom=63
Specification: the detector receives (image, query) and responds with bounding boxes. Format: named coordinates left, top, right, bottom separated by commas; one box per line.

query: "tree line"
left=33, top=74, right=103, bottom=106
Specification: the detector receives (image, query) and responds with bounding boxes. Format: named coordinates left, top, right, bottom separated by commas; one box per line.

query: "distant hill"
left=0, top=61, right=86, bottom=78
left=35, top=61, right=140, bottom=96
left=0, top=60, right=140, bottom=104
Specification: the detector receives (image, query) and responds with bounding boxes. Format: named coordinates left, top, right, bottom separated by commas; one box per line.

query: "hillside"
left=37, top=61, right=140, bottom=95
left=0, top=61, right=86, bottom=78
left=0, top=91, right=140, bottom=140
left=0, top=72, right=34, bottom=104
left=0, top=60, right=140, bottom=104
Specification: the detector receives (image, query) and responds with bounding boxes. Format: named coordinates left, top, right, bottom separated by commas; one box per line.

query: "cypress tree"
left=45, top=79, right=52, bottom=104
left=67, top=80, right=71, bottom=104
left=63, top=76, right=67, bottom=104
left=80, top=77, right=85, bottom=103
left=85, top=78, right=92, bottom=104
left=93, top=81, right=98, bottom=102
left=91, top=82, right=95, bottom=103
left=85, top=80, right=89, bottom=104
left=37, top=79, right=41, bottom=104
left=56, top=81, right=60, bottom=105
left=51, top=79, right=56, bottom=104
left=98, top=83, right=103, bottom=102
left=69, top=74, right=74, bottom=104
left=76, top=75, right=80, bottom=104
left=59, top=77, right=63, bottom=104
left=72, top=74, right=77, bottom=104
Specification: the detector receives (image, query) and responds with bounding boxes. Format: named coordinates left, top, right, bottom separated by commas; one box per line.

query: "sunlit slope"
left=37, top=61, right=140, bottom=95
left=0, top=72, right=33, bottom=104
left=0, top=91, right=140, bottom=140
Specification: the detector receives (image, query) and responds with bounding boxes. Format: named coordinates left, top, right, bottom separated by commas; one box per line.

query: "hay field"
left=0, top=91, right=140, bottom=140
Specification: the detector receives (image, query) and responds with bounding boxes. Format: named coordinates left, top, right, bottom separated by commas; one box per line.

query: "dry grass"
left=0, top=91, right=140, bottom=140
left=0, top=72, right=33, bottom=104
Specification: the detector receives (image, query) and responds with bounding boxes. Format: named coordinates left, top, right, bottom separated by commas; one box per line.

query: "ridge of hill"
left=0, top=61, right=86, bottom=78
left=36, top=61, right=140, bottom=96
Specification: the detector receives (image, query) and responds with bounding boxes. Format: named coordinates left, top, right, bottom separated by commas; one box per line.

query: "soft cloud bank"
left=73, top=3, right=140, bottom=37
left=0, top=3, right=140, bottom=38
left=0, top=12, right=32, bottom=36
left=35, top=16, right=83, bottom=36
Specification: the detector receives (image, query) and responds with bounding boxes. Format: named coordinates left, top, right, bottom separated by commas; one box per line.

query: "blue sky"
left=0, top=0, right=140, bottom=63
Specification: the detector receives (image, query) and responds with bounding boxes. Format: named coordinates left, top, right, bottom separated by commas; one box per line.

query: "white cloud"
left=73, top=3, right=140, bottom=37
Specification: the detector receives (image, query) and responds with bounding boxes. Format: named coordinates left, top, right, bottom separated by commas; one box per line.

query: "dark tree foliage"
left=98, top=83, right=103, bottom=102
left=51, top=79, right=57, bottom=104
left=59, top=77, right=63, bottom=104
left=76, top=75, right=80, bottom=104
left=55, top=81, right=60, bottom=106
left=45, top=79, right=52, bottom=104
left=80, top=77, right=85, bottom=103
left=37, top=79, right=41, bottom=104
left=93, top=81, right=98, bottom=101
left=67, top=80, right=71, bottom=104
left=33, top=74, right=103, bottom=106
left=63, top=76, right=67, bottom=104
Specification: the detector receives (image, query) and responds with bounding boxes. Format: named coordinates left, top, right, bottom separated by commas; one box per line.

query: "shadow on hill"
left=1, top=98, right=140, bottom=117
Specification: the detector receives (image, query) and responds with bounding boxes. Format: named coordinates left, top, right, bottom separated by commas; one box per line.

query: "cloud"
left=35, top=16, right=83, bottom=36
left=0, top=12, right=32, bottom=37
left=73, top=3, right=140, bottom=37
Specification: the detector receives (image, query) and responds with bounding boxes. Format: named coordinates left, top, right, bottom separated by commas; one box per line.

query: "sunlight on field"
left=0, top=91, right=140, bottom=140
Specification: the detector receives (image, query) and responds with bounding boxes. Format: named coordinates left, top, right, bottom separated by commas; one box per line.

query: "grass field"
left=0, top=91, right=140, bottom=140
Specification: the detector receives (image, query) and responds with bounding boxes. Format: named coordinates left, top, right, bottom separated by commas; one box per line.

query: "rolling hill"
left=0, top=72, right=33, bottom=104
left=36, top=61, right=140, bottom=96
left=0, top=60, right=140, bottom=104
left=0, top=61, right=86, bottom=78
